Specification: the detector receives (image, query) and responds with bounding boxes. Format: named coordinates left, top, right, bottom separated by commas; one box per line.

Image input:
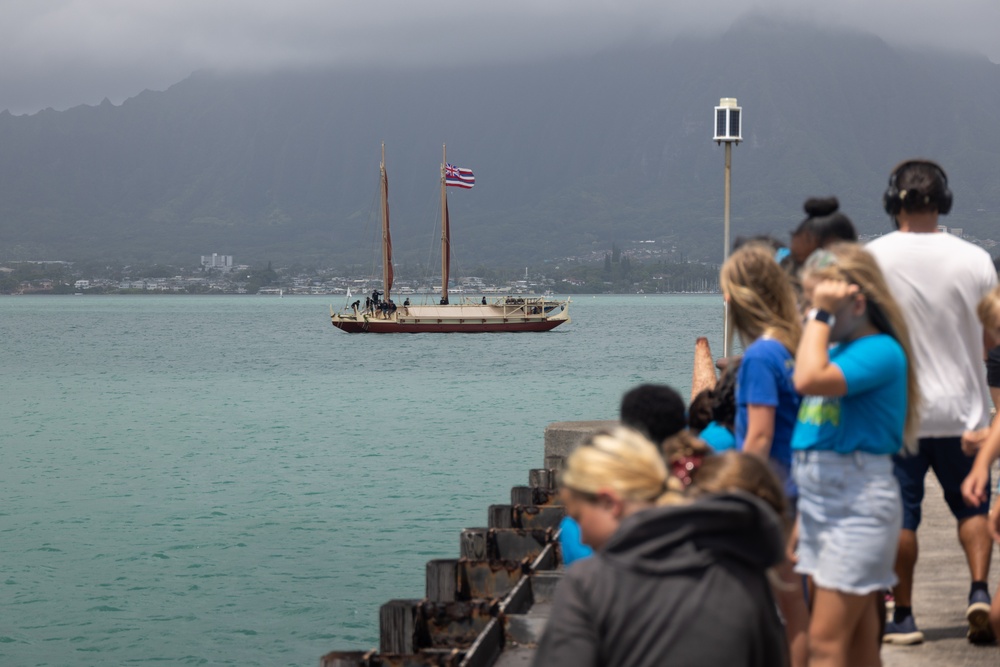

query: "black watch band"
left=808, top=308, right=835, bottom=326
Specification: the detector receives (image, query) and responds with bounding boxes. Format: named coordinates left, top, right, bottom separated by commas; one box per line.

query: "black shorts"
left=987, top=345, right=1000, bottom=388
left=893, top=437, right=989, bottom=530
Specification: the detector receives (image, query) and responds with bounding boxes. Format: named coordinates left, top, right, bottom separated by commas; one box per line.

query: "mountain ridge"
left=1, top=16, right=998, bottom=266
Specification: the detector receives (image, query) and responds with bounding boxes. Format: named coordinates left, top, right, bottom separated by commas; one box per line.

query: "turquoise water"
left=1, top=295, right=723, bottom=665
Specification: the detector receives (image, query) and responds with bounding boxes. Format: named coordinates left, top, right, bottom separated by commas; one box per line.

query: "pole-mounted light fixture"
left=714, top=97, right=742, bottom=357
left=714, top=98, right=742, bottom=145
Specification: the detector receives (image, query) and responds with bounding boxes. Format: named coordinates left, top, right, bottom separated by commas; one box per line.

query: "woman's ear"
left=853, top=291, right=868, bottom=317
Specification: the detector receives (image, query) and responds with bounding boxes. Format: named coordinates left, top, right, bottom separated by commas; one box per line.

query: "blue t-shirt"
left=791, top=334, right=907, bottom=455
left=735, top=337, right=800, bottom=497
left=700, top=421, right=736, bottom=452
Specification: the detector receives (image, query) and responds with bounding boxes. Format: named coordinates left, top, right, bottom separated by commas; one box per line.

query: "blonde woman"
left=792, top=243, right=919, bottom=667
left=721, top=244, right=810, bottom=667
left=533, top=427, right=788, bottom=667
left=720, top=243, right=802, bottom=497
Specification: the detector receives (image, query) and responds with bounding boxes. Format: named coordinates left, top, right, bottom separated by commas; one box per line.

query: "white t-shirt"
left=867, top=231, right=997, bottom=438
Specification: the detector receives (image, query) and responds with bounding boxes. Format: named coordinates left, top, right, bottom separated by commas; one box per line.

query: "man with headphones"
left=868, top=160, right=998, bottom=645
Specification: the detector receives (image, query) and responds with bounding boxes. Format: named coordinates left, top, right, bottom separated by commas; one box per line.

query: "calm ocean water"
left=2, top=294, right=723, bottom=666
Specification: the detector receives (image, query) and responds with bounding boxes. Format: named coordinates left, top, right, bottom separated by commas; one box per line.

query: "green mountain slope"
left=1, top=16, right=998, bottom=265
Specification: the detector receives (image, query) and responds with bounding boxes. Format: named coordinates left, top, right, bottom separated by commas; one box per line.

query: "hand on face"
left=810, top=279, right=859, bottom=314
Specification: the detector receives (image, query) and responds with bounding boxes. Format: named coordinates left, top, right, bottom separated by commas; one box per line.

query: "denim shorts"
left=793, top=450, right=902, bottom=595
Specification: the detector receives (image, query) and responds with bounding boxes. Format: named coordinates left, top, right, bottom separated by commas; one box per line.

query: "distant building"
left=950, top=227, right=964, bottom=238
left=201, top=254, right=233, bottom=269
left=73, top=280, right=90, bottom=289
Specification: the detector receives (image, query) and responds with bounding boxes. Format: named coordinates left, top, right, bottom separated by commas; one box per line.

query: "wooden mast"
left=440, top=144, right=450, bottom=305
left=381, top=143, right=392, bottom=303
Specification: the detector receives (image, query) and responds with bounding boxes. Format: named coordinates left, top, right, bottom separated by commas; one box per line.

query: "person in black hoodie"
left=534, top=428, right=789, bottom=667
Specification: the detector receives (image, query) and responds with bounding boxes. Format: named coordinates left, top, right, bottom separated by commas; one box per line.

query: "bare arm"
left=962, top=418, right=1000, bottom=508
left=743, top=404, right=776, bottom=459
left=794, top=280, right=855, bottom=397
left=990, top=502, right=1000, bottom=543
left=794, top=319, right=848, bottom=397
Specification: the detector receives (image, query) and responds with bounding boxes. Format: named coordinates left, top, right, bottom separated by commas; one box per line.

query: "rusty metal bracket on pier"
left=320, top=467, right=565, bottom=667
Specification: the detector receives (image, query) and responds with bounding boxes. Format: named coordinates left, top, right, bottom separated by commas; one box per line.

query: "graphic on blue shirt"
left=798, top=396, right=841, bottom=429
left=791, top=334, right=907, bottom=455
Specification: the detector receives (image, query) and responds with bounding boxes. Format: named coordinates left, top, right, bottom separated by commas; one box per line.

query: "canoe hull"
left=330, top=300, right=570, bottom=333
left=330, top=318, right=568, bottom=333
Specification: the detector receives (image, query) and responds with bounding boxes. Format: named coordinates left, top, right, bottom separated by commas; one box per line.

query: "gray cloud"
left=1, top=0, right=997, bottom=115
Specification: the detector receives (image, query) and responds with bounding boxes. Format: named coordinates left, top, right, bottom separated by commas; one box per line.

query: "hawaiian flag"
left=445, top=163, right=475, bottom=189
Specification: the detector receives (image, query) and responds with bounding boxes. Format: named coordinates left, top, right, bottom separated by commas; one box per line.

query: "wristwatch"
left=807, top=308, right=836, bottom=328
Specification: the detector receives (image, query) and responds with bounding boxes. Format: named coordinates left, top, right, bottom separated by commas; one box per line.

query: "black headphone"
left=883, top=159, right=953, bottom=218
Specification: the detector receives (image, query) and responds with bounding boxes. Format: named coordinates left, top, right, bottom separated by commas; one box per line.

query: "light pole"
left=714, top=97, right=742, bottom=357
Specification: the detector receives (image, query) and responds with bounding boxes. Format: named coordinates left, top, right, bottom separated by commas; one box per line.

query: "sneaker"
left=883, top=614, right=925, bottom=645
left=966, top=589, right=996, bottom=645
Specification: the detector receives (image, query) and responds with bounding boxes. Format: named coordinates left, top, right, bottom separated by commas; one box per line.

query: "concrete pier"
left=882, top=472, right=999, bottom=667
left=542, top=420, right=615, bottom=470
left=320, top=421, right=1000, bottom=666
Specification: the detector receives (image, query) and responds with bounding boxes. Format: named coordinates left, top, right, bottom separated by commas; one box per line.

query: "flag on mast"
left=445, top=164, right=475, bottom=189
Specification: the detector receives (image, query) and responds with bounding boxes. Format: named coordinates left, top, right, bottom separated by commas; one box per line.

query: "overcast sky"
left=2, top=0, right=998, bottom=115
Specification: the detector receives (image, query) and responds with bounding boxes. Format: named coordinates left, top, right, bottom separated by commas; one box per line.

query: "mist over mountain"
left=1, top=15, right=998, bottom=267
